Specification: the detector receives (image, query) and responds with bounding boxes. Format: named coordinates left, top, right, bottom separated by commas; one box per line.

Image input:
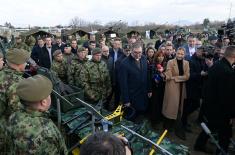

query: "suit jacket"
left=183, top=45, right=197, bottom=61
left=186, top=54, right=205, bottom=99
left=109, top=48, right=124, bottom=85
left=38, top=45, right=56, bottom=69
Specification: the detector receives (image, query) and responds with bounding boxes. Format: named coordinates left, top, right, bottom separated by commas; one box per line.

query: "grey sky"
left=0, top=0, right=234, bottom=27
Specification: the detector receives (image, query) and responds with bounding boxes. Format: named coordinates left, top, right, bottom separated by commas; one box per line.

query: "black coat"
left=186, top=54, right=205, bottom=99
left=38, top=45, right=56, bottom=69
left=115, top=55, right=127, bottom=86
left=204, top=58, right=235, bottom=123
left=71, top=47, right=77, bottom=54
left=119, top=55, right=151, bottom=111
left=31, top=45, right=43, bottom=64
left=155, top=39, right=165, bottom=50
left=54, top=43, right=65, bottom=52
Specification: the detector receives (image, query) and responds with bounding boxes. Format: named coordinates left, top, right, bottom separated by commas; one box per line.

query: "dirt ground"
left=151, top=110, right=235, bottom=155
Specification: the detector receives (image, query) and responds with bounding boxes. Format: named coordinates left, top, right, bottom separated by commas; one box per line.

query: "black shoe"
left=194, top=145, right=213, bottom=154
left=175, top=129, right=186, bottom=140
left=183, top=125, right=192, bottom=133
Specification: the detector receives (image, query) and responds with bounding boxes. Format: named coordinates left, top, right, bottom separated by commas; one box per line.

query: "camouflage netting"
left=52, top=107, right=190, bottom=155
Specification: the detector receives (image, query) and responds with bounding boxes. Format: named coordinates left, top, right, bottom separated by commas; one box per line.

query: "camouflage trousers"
left=0, top=119, right=10, bottom=155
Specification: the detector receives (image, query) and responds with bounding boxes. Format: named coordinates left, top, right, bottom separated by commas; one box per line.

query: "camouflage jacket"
left=79, top=59, right=112, bottom=103
left=0, top=67, right=24, bottom=153
left=7, top=107, right=68, bottom=155
left=12, top=42, right=31, bottom=52
left=63, top=53, right=74, bottom=65
left=0, top=67, right=23, bottom=118
left=67, top=57, right=87, bottom=87
left=51, top=59, right=68, bottom=84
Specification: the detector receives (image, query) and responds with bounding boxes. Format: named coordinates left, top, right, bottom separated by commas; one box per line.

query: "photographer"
left=80, top=132, right=132, bottom=155
left=194, top=45, right=235, bottom=154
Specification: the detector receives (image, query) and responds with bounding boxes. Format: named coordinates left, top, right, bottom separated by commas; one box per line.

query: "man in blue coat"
left=119, top=42, right=152, bottom=121
left=183, top=35, right=197, bottom=60
left=109, top=38, right=124, bottom=108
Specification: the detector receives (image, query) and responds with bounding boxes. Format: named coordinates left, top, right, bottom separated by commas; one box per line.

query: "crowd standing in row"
left=0, top=31, right=235, bottom=154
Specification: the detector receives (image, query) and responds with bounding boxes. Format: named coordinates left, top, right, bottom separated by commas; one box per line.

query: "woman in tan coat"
left=162, top=47, right=190, bottom=139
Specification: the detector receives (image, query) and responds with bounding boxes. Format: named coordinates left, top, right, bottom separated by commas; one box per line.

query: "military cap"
left=55, top=35, right=61, bottom=39
left=6, top=48, right=30, bottom=65
left=16, top=75, right=53, bottom=102
left=0, top=52, right=3, bottom=58
left=123, top=44, right=130, bottom=50
left=53, top=49, right=62, bottom=57
left=92, top=48, right=102, bottom=55
left=208, top=35, right=218, bottom=41
left=77, top=47, right=86, bottom=53
left=64, top=43, right=71, bottom=48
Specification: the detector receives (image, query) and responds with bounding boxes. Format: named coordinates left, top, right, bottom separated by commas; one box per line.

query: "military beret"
left=53, top=49, right=62, bottom=57
left=92, top=48, right=102, bottom=55
left=64, top=43, right=71, bottom=48
left=123, top=44, right=130, bottom=50
left=6, top=48, right=30, bottom=65
left=16, top=75, right=53, bottom=102
left=55, top=35, right=61, bottom=39
left=77, top=47, right=86, bottom=53
left=0, top=52, right=3, bottom=58
left=208, top=36, right=218, bottom=41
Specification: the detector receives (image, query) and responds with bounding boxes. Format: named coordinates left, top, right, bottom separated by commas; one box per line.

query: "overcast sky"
left=0, top=0, right=234, bottom=27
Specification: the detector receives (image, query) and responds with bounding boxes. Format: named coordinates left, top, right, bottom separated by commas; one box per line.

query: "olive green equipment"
left=121, top=125, right=173, bottom=155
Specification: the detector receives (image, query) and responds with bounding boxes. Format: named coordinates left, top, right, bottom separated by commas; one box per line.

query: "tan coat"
left=162, top=59, right=190, bottom=120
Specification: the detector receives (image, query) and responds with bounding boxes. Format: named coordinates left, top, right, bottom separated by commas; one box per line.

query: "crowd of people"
left=0, top=30, right=235, bottom=154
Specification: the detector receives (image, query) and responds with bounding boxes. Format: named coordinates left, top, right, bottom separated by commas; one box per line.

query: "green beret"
left=53, top=49, right=62, bottom=57
left=0, top=52, right=3, bottom=58
left=77, top=47, right=86, bottom=53
left=6, top=48, right=30, bottom=65
left=92, top=48, right=102, bottom=55
left=16, top=75, right=53, bottom=102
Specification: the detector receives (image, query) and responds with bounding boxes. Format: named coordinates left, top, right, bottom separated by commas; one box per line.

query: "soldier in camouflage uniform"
left=51, top=49, right=68, bottom=84
left=12, top=36, right=31, bottom=52
left=25, top=35, right=36, bottom=50
left=63, top=43, right=74, bottom=65
left=79, top=48, right=112, bottom=104
left=7, top=75, right=68, bottom=155
left=0, top=48, right=29, bottom=153
left=67, top=47, right=88, bottom=87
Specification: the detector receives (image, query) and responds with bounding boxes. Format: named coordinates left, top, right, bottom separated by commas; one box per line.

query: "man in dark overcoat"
left=119, top=42, right=152, bottom=121
left=194, top=45, right=235, bottom=154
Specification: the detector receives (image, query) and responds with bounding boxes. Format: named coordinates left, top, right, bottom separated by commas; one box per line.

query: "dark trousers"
left=182, top=98, right=200, bottom=126
left=149, top=87, right=164, bottom=124
left=107, top=85, right=121, bottom=110
left=195, top=119, right=232, bottom=154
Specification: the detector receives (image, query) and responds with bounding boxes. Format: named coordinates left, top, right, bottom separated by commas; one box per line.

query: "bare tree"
left=69, top=17, right=89, bottom=28
left=4, top=22, right=14, bottom=28
left=203, top=18, right=210, bottom=28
